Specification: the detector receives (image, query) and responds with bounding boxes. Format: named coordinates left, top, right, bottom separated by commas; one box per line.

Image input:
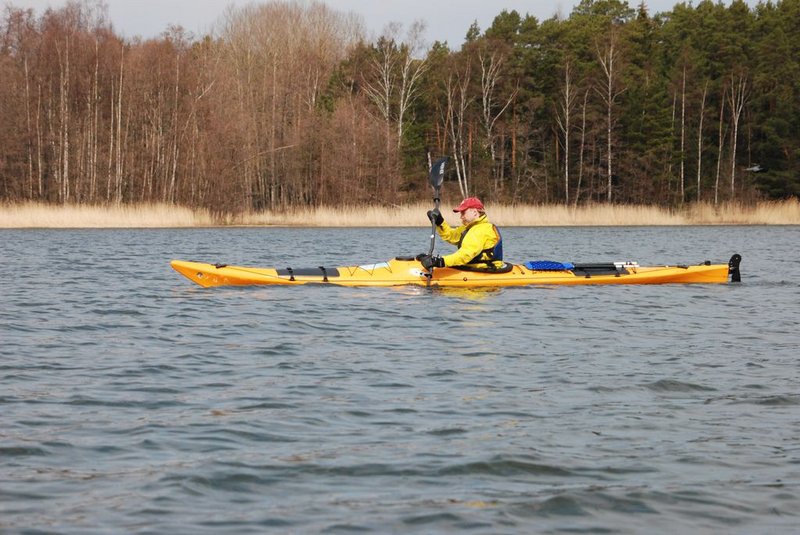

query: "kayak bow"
left=171, top=254, right=741, bottom=288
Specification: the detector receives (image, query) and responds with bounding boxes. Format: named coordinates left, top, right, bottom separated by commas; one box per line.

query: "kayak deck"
left=171, top=254, right=741, bottom=288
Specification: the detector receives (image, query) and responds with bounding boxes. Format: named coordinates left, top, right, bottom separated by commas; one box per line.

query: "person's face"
left=459, top=208, right=479, bottom=225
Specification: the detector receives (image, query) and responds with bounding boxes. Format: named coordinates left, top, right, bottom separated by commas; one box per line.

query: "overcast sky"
left=12, top=0, right=759, bottom=46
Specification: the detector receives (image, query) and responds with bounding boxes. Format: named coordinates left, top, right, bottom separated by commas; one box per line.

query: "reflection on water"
left=433, top=286, right=505, bottom=301
left=389, top=284, right=504, bottom=301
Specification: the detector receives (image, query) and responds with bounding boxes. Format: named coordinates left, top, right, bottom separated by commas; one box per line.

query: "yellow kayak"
left=171, top=254, right=741, bottom=288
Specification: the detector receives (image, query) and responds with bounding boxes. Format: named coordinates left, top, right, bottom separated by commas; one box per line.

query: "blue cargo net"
left=524, top=260, right=575, bottom=271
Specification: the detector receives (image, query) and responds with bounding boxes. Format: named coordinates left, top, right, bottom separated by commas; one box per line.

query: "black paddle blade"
left=728, top=253, right=742, bottom=282
left=429, top=157, right=448, bottom=189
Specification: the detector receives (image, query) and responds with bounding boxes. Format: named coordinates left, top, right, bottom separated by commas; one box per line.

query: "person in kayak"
left=418, top=196, right=507, bottom=272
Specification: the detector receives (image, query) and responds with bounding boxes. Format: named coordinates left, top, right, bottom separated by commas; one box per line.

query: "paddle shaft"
left=424, top=156, right=447, bottom=283
left=427, top=189, right=440, bottom=256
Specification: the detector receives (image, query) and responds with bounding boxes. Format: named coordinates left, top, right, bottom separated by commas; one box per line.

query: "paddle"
left=427, top=157, right=447, bottom=255
left=424, top=157, right=448, bottom=282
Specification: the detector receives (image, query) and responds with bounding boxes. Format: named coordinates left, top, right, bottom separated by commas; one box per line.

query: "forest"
left=0, top=0, right=798, bottom=213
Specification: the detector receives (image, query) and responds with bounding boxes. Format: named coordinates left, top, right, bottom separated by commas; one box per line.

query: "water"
left=2, top=226, right=798, bottom=534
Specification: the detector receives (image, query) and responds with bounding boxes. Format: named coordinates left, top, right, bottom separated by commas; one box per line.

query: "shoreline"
left=1, top=199, right=799, bottom=228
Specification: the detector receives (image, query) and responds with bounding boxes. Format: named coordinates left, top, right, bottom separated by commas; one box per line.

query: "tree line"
left=1, top=0, right=797, bottom=213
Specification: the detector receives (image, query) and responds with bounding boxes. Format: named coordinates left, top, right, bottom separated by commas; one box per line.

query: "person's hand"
left=427, top=209, right=444, bottom=226
left=419, top=254, right=445, bottom=270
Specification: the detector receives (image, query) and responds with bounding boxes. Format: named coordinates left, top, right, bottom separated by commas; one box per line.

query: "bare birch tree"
left=444, top=60, right=473, bottom=198
left=396, top=21, right=429, bottom=150
left=478, top=46, right=517, bottom=193
left=55, top=36, right=70, bottom=203
left=574, top=89, right=590, bottom=209
left=595, top=30, right=624, bottom=202
left=362, top=30, right=397, bottom=155
left=696, top=80, right=708, bottom=201
left=727, top=73, right=748, bottom=198
left=679, top=65, right=686, bottom=203
left=362, top=21, right=429, bottom=153
left=555, top=60, right=577, bottom=204
left=714, top=86, right=727, bottom=206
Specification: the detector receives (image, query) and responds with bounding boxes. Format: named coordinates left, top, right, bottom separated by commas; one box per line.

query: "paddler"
left=418, top=197, right=506, bottom=272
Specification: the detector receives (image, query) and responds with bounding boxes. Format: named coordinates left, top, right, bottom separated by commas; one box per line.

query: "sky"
left=12, top=0, right=759, bottom=46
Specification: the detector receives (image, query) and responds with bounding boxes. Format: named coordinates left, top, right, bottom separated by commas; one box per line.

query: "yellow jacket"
left=436, top=214, right=504, bottom=269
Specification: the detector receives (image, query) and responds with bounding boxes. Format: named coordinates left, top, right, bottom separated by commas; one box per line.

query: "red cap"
left=453, top=197, right=484, bottom=213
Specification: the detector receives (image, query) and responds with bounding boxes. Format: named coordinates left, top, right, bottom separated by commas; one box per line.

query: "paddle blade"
left=429, top=157, right=447, bottom=189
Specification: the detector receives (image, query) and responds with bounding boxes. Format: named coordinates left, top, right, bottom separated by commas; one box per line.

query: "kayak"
left=170, top=254, right=741, bottom=288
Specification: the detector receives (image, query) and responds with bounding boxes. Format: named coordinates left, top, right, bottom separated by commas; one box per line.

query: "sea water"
left=1, top=226, right=798, bottom=533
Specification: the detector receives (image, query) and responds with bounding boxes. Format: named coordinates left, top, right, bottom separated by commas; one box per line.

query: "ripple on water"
left=644, top=379, right=717, bottom=393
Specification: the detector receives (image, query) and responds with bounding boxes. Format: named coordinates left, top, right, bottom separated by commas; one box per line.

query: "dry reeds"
left=1, top=199, right=798, bottom=228
left=684, top=199, right=800, bottom=225
left=231, top=202, right=690, bottom=227
left=216, top=199, right=800, bottom=226
left=0, top=202, right=214, bottom=228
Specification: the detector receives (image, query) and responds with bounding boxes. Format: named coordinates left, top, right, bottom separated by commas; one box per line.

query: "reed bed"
left=2, top=199, right=798, bottom=228
left=684, top=199, right=800, bottom=225
left=233, top=202, right=692, bottom=226
left=0, top=202, right=214, bottom=228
